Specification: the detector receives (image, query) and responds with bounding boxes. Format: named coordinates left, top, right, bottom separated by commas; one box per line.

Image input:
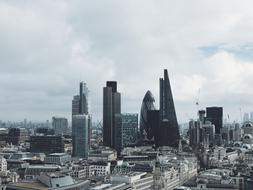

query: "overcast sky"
left=1, top=0, right=253, bottom=123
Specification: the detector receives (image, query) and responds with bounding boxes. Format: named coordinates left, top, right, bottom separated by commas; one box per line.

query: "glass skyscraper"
left=159, top=69, right=179, bottom=147
left=115, top=113, right=138, bottom=153
left=140, top=91, right=156, bottom=142
left=72, top=114, right=89, bottom=158
left=72, top=82, right=91, bottom=158
left=206, top=107, right=223, bottom=134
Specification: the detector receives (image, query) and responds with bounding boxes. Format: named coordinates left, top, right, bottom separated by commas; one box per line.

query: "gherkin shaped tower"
left=140, top=90, right=156, bottom=142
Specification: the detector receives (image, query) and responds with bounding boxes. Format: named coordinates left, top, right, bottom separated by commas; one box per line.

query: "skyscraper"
left=72, top=115, right=89, bottom=158
left=72, top=82, right=89, bottom=115
left=72, top=82, right=91, bottom=157
left=115, top=113, right=138, bottom=153
left=206, top=107, right=223, bottom=134
left=147, top=110, right=160, bottom=146
left=159, top=69, right=179, bottom=147
left=103, top=81, right=121, bottom=148
left=140, top=91, right=156, bottom=142
left=52, top=117, right=68, bottom=135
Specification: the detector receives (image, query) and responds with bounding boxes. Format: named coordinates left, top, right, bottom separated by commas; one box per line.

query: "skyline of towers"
left=103, top=81, right=121, bottom=149
left=140, top=91, right=156, bottom=143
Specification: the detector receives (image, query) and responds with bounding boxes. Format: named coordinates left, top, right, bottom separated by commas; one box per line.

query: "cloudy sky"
left=1, top=0, right=253, bottom=123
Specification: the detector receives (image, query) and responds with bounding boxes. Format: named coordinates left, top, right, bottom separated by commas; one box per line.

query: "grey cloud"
left=1, top=0, right=253, bottom=123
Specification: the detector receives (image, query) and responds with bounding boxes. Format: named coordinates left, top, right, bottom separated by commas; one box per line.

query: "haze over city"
left=1, top=0, right=253, bottom=122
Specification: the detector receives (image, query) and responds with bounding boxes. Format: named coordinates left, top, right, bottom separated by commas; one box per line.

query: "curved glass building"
left=140, top=90, right=156, bottom=142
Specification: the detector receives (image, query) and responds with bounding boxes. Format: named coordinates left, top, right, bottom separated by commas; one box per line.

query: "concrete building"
left=92, top=162, right=111, bottom=176
left=110, top=172, right=153, bottom=190
left=7, top=173, right=90, bottom=190
left=88, top=148, right=117, bottom=162
left=44, top=153, right=71, bottom=166
left=0, top=156, right=7, bottom=174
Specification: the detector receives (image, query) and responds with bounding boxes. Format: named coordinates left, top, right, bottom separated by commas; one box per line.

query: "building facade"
left=159, top=69, right=179, bottom=147
left=30, top=135, right=64, bottom=154
left=103, top=81, right=121, bottom=149
left=72, top=82, right=91, bottom=157
left=52, top=117, right=68, bottom=136
left=115, top=113, right=138, bottom=152
left=206, top=107, right=223, bottom=134
left=72, top=114, right=89, bottom=158
left=140, top=91, right=156, bottom=143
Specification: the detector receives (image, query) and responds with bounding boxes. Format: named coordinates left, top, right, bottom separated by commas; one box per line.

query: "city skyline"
left=1, top=1, right=253, bottom=122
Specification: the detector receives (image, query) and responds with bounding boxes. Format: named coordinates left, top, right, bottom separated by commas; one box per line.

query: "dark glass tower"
left=147, top=110, right=160, bottom=146
left=159, top=69, right=179, bottom=147
left=140, top=91, right=156, bottom=142
left=206, top=107, right=223, bottom=134
left=103, top=81, right=121, bottom=149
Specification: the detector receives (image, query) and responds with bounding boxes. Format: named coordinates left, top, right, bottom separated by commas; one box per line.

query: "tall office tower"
left=206, top=107, right=223, bottom=134
left=52, top=117, right=68, bottom=135
left=115, top=113, right=138, bottom=153
left=159, top=69, right=179, bottom=147
left=243, top=113, right=250, bottom=122
left=140, top=91, right=156, bottom=142
left=103, top=81, right=121, bottom=149
left=72, top=82, right=92, bottom=151
left=72, top=115, right=89, bottom=158
left=147, top=110, right=160, bottom=146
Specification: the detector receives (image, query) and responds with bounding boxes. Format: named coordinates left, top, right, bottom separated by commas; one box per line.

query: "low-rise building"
left=44, top=153, right=71, bottom=166
left=110, top=172, right=153, bottom=190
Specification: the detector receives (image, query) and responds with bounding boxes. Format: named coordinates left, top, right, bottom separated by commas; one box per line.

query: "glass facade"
left=72, top=114, right=89, bottom=158
left=115, top=113, right=138, bottom=152
left=140, top=91, right=156, bottom=141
